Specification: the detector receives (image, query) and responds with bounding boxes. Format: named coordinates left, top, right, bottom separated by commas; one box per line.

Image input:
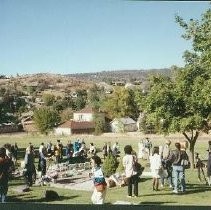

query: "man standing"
left=161, top=140, right=173, bottom=188
left=24, top=145, right=35, bottom=187
left=168, top=142, right=189, bottom=194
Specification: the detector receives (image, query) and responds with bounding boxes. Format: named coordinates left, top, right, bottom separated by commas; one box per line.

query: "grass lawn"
left=1, top=132, right=211, bottom=205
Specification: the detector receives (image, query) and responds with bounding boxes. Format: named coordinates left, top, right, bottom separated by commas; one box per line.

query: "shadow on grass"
left=140, top=177, right=151, bottom=183
left=141, top=183, right=211, bottom=197
left=140, top=201, right=175, bottom=205
left=7, top=195, right=79, bottom=203
left=185, top=183, right=211, bottom=194
left=56, top=177, right=87, bottom=184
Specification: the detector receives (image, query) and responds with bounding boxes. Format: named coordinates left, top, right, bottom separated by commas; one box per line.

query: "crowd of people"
left=91, top=138, right=211, bottom=204
left=0, top=138, right=211, bottom=204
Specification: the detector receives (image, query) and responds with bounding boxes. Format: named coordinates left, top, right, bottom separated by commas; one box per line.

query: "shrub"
left=102, top=155, right=118, bottom=177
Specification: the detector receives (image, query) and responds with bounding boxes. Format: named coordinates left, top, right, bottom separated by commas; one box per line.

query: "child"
left=150, top=146, right=162, bottom=191
left=90, top=155, right=107, bottom=204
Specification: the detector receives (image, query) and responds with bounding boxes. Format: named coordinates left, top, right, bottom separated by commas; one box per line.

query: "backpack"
left=180, top=151, right=190, bottom=169
left=133, top=156, right=144, bottom=176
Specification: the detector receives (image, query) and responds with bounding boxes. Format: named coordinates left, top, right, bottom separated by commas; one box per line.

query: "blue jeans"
left=172, top=165, right=186, bottom=192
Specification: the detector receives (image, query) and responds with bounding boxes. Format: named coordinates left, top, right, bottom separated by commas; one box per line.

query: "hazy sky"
left=0, top=0, right=210, bottom=76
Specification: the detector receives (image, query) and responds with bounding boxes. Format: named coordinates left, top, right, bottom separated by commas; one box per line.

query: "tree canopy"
left=33, top=107, right=60, bottom=134
left=144, top=7, right=211, bottom=167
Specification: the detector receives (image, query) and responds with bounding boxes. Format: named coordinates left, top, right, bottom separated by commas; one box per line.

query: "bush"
left=102, top=155, right=118, bottom=177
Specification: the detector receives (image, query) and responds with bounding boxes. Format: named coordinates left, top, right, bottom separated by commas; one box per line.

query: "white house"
left=110, top=117, right=138, bottom=133
left=73, top=107, right=105, bottom=122
left=54, top=121, right=72, bottom=135
left=54, top=120, right=95, bottom=136
left=73, top=107, right=94, bottom=121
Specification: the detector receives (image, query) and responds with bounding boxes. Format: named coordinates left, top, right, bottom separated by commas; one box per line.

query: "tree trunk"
left=182, top=130, right=199, bottom=169
left=189, top=141, right=195, bottom=169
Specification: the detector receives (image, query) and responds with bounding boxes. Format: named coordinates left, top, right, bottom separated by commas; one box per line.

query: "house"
left=110, top=117, right=138, bottom=133
left=54, top=120, right=95, bottom=135
left=0, top=123, right=20, bottom=134
left=21, top=117, right=38, bottom=132
left=73, top=106, right=105, bottom=122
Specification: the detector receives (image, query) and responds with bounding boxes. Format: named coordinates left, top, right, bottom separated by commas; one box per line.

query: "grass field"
left=1, top=132, right=211, bottom=205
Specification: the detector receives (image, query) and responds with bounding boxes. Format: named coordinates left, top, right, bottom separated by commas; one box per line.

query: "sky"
left=0, top=0, right=210, bottom=76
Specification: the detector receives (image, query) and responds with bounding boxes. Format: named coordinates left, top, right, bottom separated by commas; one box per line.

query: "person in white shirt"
left=138, top=140, right=145, bottom=159
left=112, top=142, right=120, bottom=157
left=150, top=146, right=162, bottom=191
left=89, top=143, right=96, bottom=156
left=122, top=145, right=139, bottom=197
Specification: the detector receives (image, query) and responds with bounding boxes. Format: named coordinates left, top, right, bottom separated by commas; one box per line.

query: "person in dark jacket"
left=0, top=147, right=12, bottom=203
left=24, top=145, right=35, bottom=187
left=167, top=142, right=189, bottom=194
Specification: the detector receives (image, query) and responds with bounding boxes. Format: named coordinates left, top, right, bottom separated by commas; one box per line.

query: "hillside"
left=66, top=68, right=173, bottom=83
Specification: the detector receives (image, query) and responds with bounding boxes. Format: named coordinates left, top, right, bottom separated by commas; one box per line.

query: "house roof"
left=111, top=117, right=136, bottom=125
left=58, top=120, right=95, bottom=130
left=74, top=107, right=94, bottom=114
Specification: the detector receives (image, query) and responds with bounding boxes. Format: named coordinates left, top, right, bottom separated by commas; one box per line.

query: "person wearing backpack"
left=167, top=142, right=189, bottom=194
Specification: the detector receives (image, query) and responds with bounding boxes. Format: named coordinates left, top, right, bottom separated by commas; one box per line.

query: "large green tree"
left=33, top=107, right=60, bottom=134
left=103, top=87, right=139, bottom=119
left=144, top=7, right=211, bottom=167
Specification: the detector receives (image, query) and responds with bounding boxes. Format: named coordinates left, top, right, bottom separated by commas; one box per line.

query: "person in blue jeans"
left=167, top=142, right=189, bottom=194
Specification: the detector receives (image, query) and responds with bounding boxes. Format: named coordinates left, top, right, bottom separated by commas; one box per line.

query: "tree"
left=87, top=84, right=106, bottom=110
left=93, top=113, right=105, bottom=135
left=33, top=107, right=60, bottom=134
left=60, top=108, right=73, bottom=122
left=74, top=89, right=87, bottom=111
left=42, top=94, right=55, bottom=106
left=102, top=87, right=139, bottom=119
left=144, top=7, right=211, bottom=168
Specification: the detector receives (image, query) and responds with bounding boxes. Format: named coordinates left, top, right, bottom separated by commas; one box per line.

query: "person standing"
left=195, top=153, right=207, bottom=184
left=90, top=155, right=107, bottom=204
left=89, top=143, right=97, bottom=156
left=207, top=141, right=211, bottom=186
left=24, top=145, right=35, bottom=187
left=168, top=142, right=189, bottom=193
left=138, top=140, right=145, bottom=159
left=102, top=143, right=108, bottom=160
left=150, top=146, right=162, bottom=191
left=144, top=137, right=152, bottom=160
left=160, top=140, right=173, bottom=188
left=0, top=147, right=12, bottom=203
left=39, top=146, right=47, bottom=179
left=57, top=140, right=63, bottom=161
left=122, top=145, right=139, bottom=197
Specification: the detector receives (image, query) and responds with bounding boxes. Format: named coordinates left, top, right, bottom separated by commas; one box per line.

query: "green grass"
left=1, top=132, right=211, bottom=205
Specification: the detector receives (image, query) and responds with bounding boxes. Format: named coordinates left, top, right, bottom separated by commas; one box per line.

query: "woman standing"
left=122, top=145, right=139, bottom=197
left=150, top=146, right=162, bottom=191
left=90, top=155, right=107, bottom=204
